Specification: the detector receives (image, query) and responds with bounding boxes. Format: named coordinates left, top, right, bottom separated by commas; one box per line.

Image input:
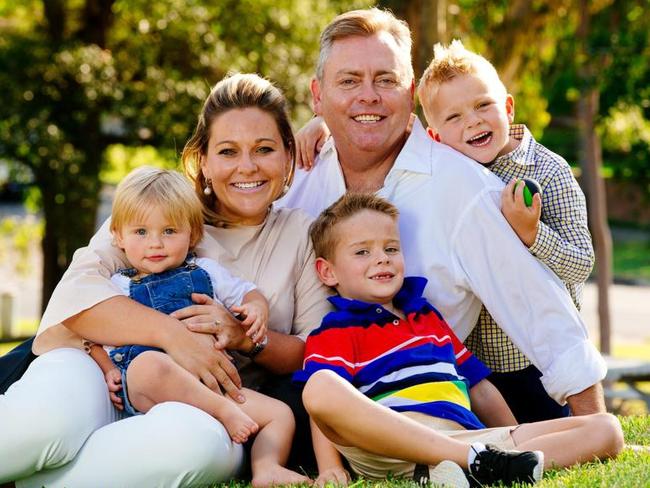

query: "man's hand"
left=501, top=179, right=541, bottom=247
left=105, top=367, right=124, bottom=410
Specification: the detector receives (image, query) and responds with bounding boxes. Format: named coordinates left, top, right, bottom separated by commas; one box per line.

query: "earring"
left=203, top=179, right=212, bottom=196
left=279, top=178, right=290, bottom=197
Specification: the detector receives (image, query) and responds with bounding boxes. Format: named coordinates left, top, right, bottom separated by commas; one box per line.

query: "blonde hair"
left=417, top=40, right=506, bottom=125
left=310, top=193, right=399, bottom=261
left=182, top=73, right=295, bottom=227
left=111, top=166, right=204, bottom=248
left=316, top=8, right=413, bottom=81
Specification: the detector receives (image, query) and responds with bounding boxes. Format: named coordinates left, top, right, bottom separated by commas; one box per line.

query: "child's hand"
left=315, top=466, right=351, bottom=487
left=105, top=367, right=124, bottom=410
left=501, top=178, right=542, bottom=247
left=231, top=301, right=268, bottom=344
left=296, top=115, right=330, bottom=170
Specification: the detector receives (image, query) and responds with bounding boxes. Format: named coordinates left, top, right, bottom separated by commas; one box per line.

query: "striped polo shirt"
left=294, top=277, right=491, bottom=430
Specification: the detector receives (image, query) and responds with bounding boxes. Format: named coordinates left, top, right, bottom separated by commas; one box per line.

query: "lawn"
left=287, top=416, right=650, bottom=488
left=613, top=240, right=650, bottom=284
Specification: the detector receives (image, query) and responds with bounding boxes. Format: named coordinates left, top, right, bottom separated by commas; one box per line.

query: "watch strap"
left=242, top=335, right=268, bottom=359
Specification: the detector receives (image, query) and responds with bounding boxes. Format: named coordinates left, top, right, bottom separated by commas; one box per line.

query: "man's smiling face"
left=311, top=32, right=414, bottom=158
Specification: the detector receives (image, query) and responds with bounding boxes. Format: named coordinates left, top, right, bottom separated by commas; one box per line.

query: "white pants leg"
left=0, top=348, right=114, bottom=483
left=2, top=348, right=243, bottom=487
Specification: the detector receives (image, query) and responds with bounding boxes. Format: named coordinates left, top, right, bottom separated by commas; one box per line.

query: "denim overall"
left=109, top=255, right=214, bottom=415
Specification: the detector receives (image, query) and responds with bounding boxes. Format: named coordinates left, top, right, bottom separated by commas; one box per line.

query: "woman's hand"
left=171, top=293, right=252, bottom=351
left=168, top=293, right=248, bottom=402
left=163, top=324, right=245, bottom=403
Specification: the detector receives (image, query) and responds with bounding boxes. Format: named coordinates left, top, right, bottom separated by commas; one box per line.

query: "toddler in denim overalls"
left=106, top=252, right=254, bottom=416
left=86, top=167, right=309, bottom=485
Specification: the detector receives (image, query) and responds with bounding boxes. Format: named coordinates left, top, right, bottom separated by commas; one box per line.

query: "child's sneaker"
left=429, top=460, right=470, bottom=487
left=468, top=444, right=544, bottom=486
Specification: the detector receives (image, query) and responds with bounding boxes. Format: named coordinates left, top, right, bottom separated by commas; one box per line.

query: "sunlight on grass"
left=614, top=342, right=650, bottom=360
left=613, top=240, right=650, bottom=283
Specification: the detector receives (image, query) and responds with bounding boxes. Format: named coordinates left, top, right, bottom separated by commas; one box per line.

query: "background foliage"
left=0, top=0, right=648, bottom=309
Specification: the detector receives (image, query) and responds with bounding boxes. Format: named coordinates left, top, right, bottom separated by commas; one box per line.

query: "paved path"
left=582, top=282, right=650, bottom=349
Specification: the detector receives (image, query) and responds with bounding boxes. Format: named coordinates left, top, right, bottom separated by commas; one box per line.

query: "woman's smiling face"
left=201, top=107, right=291, bottom=225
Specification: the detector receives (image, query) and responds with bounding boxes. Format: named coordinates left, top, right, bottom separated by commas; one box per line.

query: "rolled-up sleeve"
left=450, top=189, right=606, bottom=404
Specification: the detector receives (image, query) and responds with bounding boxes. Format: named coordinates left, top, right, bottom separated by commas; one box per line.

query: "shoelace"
left=469, top=445, right=508, bottom=484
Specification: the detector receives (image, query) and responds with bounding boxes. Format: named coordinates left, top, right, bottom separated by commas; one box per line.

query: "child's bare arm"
left=295, top=115, right=330, bottom=170
left=89, top=343, right=117, bottom=375
left=230, top=289, right=268, bottom=344
left=89, top=344, right=123, bottom=410
left=311, top=418, right=350, bottom=487
left=469, top=379, right=517, bottom=427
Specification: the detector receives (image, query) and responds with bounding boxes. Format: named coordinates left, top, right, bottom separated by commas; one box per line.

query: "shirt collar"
left=493, top=124, right=536, bottom=167
left=327, top=276, right=429, bottom=315
left=319, top=115, right=434, bottom=178
left=390, top=116, right=434, bottom=176
left=319, top=133, right=337, bottom=160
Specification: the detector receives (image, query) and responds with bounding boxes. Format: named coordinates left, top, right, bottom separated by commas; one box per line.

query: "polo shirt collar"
left=328, top=276, right=429, bottom=315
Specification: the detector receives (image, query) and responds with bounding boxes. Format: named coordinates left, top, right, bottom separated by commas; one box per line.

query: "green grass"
left=270, top=417, right=650, bottom=488
left=223, top=416, right=650, bottom=488
left=613, top=240, right=650, bottom=283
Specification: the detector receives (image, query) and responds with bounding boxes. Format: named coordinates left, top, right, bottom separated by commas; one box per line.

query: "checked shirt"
left=464, top=124, right=594, bottom=372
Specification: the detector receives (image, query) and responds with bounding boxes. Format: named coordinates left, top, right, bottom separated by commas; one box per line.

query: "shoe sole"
left=532, top=450, right=545, bottom=483
left=429, top=460, right=470, bottom=488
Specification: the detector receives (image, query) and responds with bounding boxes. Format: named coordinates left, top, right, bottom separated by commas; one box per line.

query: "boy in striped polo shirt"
left=295, top=193, right=622, bottom=487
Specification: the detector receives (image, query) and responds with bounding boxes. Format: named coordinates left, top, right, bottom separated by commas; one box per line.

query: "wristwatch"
left=242, top=335, right=268, bottom=359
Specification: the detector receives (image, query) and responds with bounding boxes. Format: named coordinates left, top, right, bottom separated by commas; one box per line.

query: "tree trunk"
left=36, top=0, right=114, bottom=311
left=577, top=0, right=612, bottom=354
left=378, top=0, right=447, bottom=79
left=38, top=158, right=102, bottom=313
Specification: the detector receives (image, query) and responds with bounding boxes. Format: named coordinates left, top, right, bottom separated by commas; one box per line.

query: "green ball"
left=518, top=178, right=542, bottom=207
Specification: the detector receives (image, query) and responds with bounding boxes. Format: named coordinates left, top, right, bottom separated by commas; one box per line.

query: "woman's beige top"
left=36, top=207, right=332, bottom=387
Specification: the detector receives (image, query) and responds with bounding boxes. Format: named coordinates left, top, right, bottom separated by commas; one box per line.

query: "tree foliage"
left=0, top=0, right=648, bottom=310
left=0, top=0, right=370, bottom=309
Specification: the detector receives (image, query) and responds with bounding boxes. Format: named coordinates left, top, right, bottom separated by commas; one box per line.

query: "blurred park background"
left=0, top=0, right=649, bottom=407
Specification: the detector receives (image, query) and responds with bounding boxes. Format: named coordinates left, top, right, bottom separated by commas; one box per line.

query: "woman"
left=0, top=73, right=331, bottom=487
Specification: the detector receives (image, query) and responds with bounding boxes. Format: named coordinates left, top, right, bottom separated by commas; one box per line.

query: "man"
left=279, top=7, right=606, bottom=415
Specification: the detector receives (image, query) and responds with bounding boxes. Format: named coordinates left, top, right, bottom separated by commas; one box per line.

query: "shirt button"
left=113, top=353, right=123, bottom=362
left=393, top=320, right=400, bottom=325
left=376, top=308, right=382, bottom=313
